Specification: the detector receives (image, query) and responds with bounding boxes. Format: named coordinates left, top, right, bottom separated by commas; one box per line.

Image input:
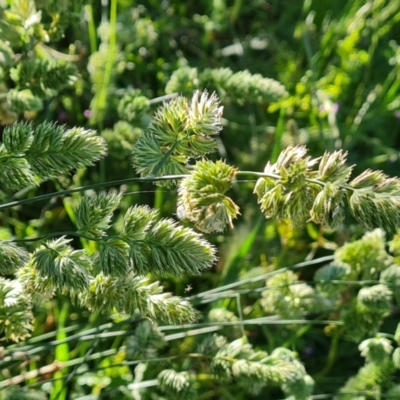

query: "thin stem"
left=0, top=168, right=356, bottom=212
left=149, top=93, right=178, bottom=105
left=236, top=293, right=245, bottom=337
left=92, top=0, right=117, bottom=123
left=271, top=107, right=285, bottom=162
left=282, top=324, right=312, bottom=349
left=237, top=170, right=281, bottom=179
left=187, top=255, right=335, bottom=301
left=2, top=320, right=118, bottom=356
left=35, top=42, right=81, bottom=61
left=154, top=318, right=343, bottom=331
left=9, top=231, right=128, bottom=244
left=237, top=170, right=354, bottom=191
left=314, top=326, right=340, bottom=379
left=151, top=139, right=183, bottom=175
left=85, top=4, right=98, bottom=54
left=0, top=175, right=189, bottom=211
left=62, top=338, right=100, bottom=391
left=3, top=324, right=218, bottom=364
left=192, top=279, right=389, bottom=306
left=302, top=15, right=326, bottom=145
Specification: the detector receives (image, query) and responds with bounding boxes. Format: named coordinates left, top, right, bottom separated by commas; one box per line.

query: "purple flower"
left=304, top=347, right=314, bottom=356
left=84, top=109, right=92, bottom=118
left=58, top=111, right=67, bottom=122
left=395, top=110, right=400, bottom=119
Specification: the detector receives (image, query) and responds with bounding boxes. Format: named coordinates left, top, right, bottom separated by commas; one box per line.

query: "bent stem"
left=0, top=170, right=343, bottom=212
left=313, top=325, right=340, bottom=379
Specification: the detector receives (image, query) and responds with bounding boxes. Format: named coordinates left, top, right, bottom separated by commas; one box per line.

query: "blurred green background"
left=1, top=0, right=400, bottom=398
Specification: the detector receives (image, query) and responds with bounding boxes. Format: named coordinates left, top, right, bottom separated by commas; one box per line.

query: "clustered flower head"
left=132, top=90, right=223, bottom=183
left=348, top=169, right=400, bottom=231
left=254, top=146, right=321, bottom=226
left=178, top=159, right=240, bottom=233
left=117, top=89, right=150, bottom=127
left=165, top=66, right=289, bottom=104
left=0, top=121, right=107, bottom=191
left=254, top=146, right=400, bottom=232
left=188, top=90, right=223, bottom=136
left=132, top=88, right=400, bottom=234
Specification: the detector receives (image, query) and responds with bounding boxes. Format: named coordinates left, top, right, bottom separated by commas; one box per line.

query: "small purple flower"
left=395, top=110, right=400, bottom=119
left=58, top=111, right=67, bottom=122
left=84, top=109, right=92, bottom=118
left=304, top=347, right=314, bottom=356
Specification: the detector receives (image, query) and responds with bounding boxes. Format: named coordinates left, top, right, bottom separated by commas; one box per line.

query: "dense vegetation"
left=1, top=0, right=400, bottom=398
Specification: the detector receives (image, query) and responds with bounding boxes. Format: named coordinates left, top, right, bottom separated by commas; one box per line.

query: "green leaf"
left=392, top=348, right=400, bottom=370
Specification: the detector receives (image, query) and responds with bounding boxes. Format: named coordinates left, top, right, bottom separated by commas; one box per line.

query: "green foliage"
left=393, top=348, right=400, bottom=369
left=336, top=361, right=395, bottom=400
left=261, top=271, right=320, bottom=319
left=387, top=245, right=400, bottom=309
left=314, top=262, right=350, bottom=296
left=357, top=285, right=392, bottom=316
left=342, top=285, right=393, bottom=342
left=126, top=320, right=166, bottom=359
left=359, top=337, right=393, bottom=365
left=101, top=121, right=142, bottom=160
left=211, top=337, right=314, bottom=398
left=2, top=1, right=400, bottom=399
left=336, top=335, right=398, bottom=399
left=117, top=89, right=150, bottom=127
left=0, top=0, right=80, bottom=120
left=0, top=388, right=46, bottom=400
left=335, top=229, right=390, bottom=280
left=251, top=229, right=400, bottom=344
left=331, top=230, right=397, bottom=341
left=10, top=59, right=76, bottom=99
